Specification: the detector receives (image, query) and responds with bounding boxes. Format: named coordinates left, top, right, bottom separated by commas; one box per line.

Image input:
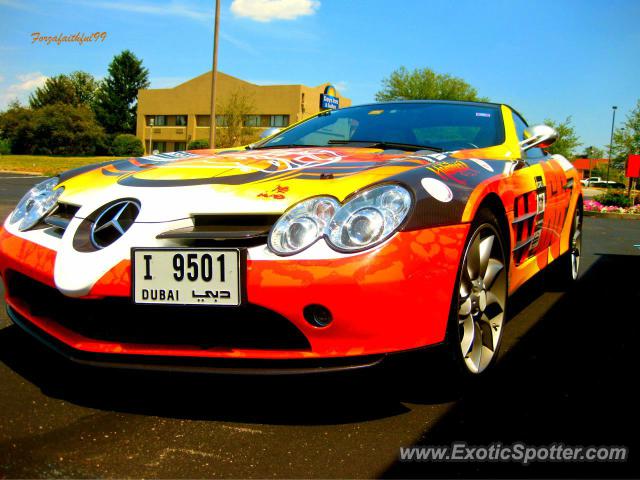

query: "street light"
left=606, top=106, right=617, bottom=186
left=587, top=146, right=593, bottom=180
left=149, top=117, right=154, bottom=155
left=209, top=0, right=221, bottom=150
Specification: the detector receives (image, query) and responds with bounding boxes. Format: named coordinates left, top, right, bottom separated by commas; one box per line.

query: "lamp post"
left=209, top=0, right=221, bottom=150
left=587, top=146, right=593, bottom=180
left=606, top=106, right=617, bottom=187
left=149, top=117, right=154, bottom=155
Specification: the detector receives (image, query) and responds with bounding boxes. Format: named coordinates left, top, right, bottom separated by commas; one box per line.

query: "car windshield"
left=255, top=102, right=505, bottom=151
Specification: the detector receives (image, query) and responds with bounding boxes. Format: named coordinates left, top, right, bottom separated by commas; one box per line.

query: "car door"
left=511, top=112, right=571, bottom=264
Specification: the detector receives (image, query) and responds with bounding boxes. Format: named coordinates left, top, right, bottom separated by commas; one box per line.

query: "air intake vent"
left=43, top=203, right=80, bottom=232
left=157, top=214, right=279, bottom=247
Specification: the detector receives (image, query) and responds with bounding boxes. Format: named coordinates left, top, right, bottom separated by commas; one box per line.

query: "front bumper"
left=0, top=223, right=468, bottom=369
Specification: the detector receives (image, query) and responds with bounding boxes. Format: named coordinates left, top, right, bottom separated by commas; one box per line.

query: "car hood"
left=57, top=147, right=436, bottom=222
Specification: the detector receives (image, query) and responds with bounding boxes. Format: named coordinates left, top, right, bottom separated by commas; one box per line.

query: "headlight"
left=269, top=197, right=340, bottom=255
left=9, top=177, right=63, bottom=231
left=268, top=184, right=413, bottom=256
left=327, top=184, right=412, bottom=251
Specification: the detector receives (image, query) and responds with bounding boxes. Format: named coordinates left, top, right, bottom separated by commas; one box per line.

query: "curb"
left=0, top=170, right=46, bottom=176
left=584, top=210, right=640, bottom=220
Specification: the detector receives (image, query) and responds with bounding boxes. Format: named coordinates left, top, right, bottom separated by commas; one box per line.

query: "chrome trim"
left=90, top=200, right=140, bottom=249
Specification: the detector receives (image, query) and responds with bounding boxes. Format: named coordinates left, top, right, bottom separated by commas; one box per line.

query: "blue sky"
left=1, top=0, right=639, bottom=151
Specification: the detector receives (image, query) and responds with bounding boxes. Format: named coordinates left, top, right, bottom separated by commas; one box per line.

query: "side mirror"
left=259, top=127, right=281, bottom=140
left=519, top=124, right=558, bottom=151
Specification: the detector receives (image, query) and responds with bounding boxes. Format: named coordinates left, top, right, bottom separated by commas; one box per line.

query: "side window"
left=512, top=112, right=545, bottom=162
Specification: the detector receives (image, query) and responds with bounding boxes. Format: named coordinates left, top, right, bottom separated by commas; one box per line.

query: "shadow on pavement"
left=382, top=253, right=640, bottom=478
left=0, top=324, right=412, bottom=426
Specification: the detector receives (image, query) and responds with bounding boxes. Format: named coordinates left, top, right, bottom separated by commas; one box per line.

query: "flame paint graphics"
left=425, top=160, right=477, bottom=185
left=113, top=149, right=351, bottom=187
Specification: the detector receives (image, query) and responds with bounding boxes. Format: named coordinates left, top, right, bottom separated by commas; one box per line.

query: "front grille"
left=6, top=271, right=311, bottom=351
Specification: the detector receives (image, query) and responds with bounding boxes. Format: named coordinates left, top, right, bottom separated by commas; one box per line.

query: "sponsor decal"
left=258, top=185, right=289, bottom=200
left=421, top=177, right=453, bottom=203
left=142, top=151, right=201, bottom=162
left=536, top=192, right=546, bottom=214
left=426, top=160, right=474, bottom=185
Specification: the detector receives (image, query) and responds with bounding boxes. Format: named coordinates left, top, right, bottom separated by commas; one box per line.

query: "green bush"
left=0, top=138, right=10, bottom=154
left=594, top=190, right=633, bottom=208
left=187, top=139, right=209, bottom=150
left=112, top=134, right=144, bottom=156
left=0, top=103, right=105, bottom=155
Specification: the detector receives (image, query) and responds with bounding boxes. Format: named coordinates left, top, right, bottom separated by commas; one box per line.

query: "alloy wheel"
left=457, top=225, right=507, bottom=374
left=570, top=209, right=583, bottom=280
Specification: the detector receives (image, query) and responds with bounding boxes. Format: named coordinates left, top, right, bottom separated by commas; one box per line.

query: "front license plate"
left=132, top=249, right=241, bottom=306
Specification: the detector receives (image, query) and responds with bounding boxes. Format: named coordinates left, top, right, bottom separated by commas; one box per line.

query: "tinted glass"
left=258, top=103, right=504, bottom=150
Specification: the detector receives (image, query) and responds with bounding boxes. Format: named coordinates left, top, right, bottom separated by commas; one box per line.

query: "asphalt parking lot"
left=0, top=173, right=638, bottom=478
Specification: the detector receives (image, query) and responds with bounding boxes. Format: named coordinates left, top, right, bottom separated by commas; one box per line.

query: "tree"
left=94, top=50, right=150, bottom=134
left=0, top=102, right=105, bottom=155
left=29, top=75, right=77, bottom=108
left=0, top=102, right=37, bottom=154
left=580, top=146, right=605, bottom=159
left=68, top=71, right=101, bottom=106
left=609, top=99, right=640, bottom=167
left=0, top=138, right=10, bottom=154
left=543, top=116, right=582, bottom=159
left=29, top=71, right=100, bottom=109
left=375, top=66, right=488, bottom=102
left=216, top=91, right=259, bottom=147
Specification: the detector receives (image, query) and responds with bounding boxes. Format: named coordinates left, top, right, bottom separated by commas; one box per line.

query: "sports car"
left=0, top=100, right=583, bottom=377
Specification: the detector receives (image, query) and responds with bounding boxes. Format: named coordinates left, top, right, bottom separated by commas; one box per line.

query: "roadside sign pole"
left=606, top=106, right=617, bottom=187
left=209, top=0, right=220, bottom=150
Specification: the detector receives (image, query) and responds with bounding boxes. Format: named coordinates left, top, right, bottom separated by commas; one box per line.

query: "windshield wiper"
left=252, top=144, right=325, bottom=150
left=328, top=139, right=442, bottom=152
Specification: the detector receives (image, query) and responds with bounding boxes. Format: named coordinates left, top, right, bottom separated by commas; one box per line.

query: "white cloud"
left=231, top=0, right=319, bottom=22
left=0, top=0, right=33, bottom=11
left=0, top=72, right=48, bottom=109
left=334, top=80, right=348, bottom=93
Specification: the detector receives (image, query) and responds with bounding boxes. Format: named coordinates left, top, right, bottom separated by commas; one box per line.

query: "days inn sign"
left=320, top=85, right=340, bottom=110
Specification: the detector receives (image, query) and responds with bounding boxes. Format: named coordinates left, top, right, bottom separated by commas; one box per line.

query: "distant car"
left=581, top=176, right=602, bottom=186
left=590, top=181, right=626, bottom=189
left=0, top=100, right=583, bottom=378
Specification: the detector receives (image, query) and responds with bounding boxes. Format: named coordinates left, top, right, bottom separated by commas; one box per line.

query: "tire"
left=444, top=208, right=509, bottom=379
left=546, top=203, right=583, bottom=289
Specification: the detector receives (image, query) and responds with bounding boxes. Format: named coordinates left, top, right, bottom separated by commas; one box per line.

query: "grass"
left=0, top=155, right=123, bottom=176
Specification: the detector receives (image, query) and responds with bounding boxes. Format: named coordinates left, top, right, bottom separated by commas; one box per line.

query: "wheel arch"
left=473, top=192, right=511, bottom=258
